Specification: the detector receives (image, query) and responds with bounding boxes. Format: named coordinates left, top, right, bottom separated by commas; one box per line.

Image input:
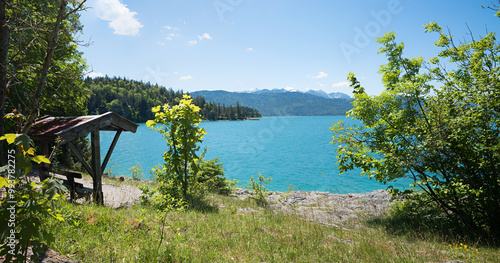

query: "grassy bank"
left=44, top=188, right=499, bottom=262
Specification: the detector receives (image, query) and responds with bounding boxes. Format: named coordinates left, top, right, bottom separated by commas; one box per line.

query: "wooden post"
left=101, top=130, right=122, bottom=173
left=91, top=130, right=103, bottom=205
left=41, top=141, right=49, bottom=157
left=68, top=141, right=94, bottom=179
left=39, top=141, right=50, bottom=181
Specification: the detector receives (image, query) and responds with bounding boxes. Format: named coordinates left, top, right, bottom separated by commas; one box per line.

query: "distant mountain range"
left=190, top=89, right=353, bottom=117
left=245, top=88, right=352, bottom=99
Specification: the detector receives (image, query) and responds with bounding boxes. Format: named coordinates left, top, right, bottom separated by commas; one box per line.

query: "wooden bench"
left=39, top=166, right=93, bottom=201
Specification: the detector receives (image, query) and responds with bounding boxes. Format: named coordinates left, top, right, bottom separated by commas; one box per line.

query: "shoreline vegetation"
left=1, top=2, right=499, bottom=262
left=201, top=117, right=260, bottom=122
left=25, top=173, right=500, bottom=262
left=85, top=76, right=262, bottom=123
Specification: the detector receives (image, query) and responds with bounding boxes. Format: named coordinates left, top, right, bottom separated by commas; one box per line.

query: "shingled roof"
left=30, top=112, right=138, bottom=143
left=30, top=112, right=139, bottom=205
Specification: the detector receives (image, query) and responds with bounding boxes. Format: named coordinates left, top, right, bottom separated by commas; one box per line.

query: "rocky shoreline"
left=74, top=176, right=395, bottom=228
left=71, top=176, right=396, bottom=224
left=69, top=175, right=395, bottom=227
left=27, top=173, right=396, bottom=228
left=230, top=188, right=394, bottom=228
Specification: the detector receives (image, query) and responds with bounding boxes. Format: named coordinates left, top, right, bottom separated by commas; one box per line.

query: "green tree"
left=85, top=76, right=262, bottom=122
left=0, top=0, right=88, bottom=162
left=331, top=23, right=500, bottom=236
left=147, top=94, right=206, bottom=198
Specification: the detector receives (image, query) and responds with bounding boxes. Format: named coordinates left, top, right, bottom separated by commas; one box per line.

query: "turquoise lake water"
left=99, top=116, right=411, bottom=193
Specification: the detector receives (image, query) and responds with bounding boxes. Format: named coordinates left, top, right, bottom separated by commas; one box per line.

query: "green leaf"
left=31, top=155, right=50, bottom=164
left=0, top=133, right=17, bottom=144
left=15, top=134, right=32, bottom=150
left=0, top=176, right=8, bottom=188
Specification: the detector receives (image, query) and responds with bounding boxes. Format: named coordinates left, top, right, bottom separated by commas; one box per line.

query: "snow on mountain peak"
left=242, top=88, right=351, bottom=99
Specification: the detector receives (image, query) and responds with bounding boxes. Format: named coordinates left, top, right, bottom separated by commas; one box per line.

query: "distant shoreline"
left=201, top=117, right=261, bottom=122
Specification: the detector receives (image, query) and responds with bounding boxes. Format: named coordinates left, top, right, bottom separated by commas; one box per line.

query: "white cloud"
left=332, top=81, right=350, bottom=88
left=188, top=40, right=198, bottom=45
left=87, top=72, right=105, bottom=78
left=246, top=47, right=254, bottom=52
left=95, top=0, right=143, bottom=36
left=284, top=86, right=298, bottom=92
left=179, top=75, right=193, bottom=80
left=198, top=33, right=213, bottom=40
left=172, top=72, right=179, bottom=75
left=165, top=33, right=177, bottom=41
left=316, top=82, right=325, bottom=87
left=157, top=41, right=166, bottom=46
left=309, top=71, right=328, bottom=79
left=164, top=26, right=178, bottom=31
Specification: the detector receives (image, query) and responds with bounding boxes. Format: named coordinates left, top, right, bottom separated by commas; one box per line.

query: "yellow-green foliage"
left=331, top=22, right=500, bottom=237
left=143, top=95, right=206, bottom=209
left=0, top=134, right=67, bottom=262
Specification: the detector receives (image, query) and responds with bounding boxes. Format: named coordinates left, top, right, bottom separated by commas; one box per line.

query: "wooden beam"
left=59, top=118, right=102, bottom=143
left=109, top=112, right=138, bottom=133
left=56, top=112, right=138, bottom=143
left=101, top=130, right=122, bottom=173
left=91, top=130, right=103, bottom=205
left=68, top=141, right=94, bottom=179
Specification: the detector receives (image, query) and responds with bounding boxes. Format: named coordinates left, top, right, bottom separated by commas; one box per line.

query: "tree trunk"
left=21, top=0, right=68, bottom=134
left=182, top=130, right=188, bottom=198
left=0, top=0, right=9, bottom=164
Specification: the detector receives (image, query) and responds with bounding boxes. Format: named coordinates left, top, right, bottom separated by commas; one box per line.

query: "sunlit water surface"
left=100, top=116, right=411, bottom=193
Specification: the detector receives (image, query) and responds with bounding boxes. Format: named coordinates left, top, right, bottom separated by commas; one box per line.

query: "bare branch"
left=64, top=0, right=88, bottom=20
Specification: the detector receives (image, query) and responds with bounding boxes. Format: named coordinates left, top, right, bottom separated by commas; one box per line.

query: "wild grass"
left=44, top=190, right=500, bottom=263
left=74, top=169, right=152, bottom=189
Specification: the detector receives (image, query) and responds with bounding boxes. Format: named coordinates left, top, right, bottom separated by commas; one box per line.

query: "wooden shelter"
left=30, top=112, right=139, bottom=204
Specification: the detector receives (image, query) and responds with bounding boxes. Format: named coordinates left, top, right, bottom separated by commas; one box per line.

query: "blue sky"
left=79, top=0, right=500, bottom=95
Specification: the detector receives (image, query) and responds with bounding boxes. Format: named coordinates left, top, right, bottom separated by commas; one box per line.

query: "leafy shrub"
left=143, top=95, right=238, bottom=212
left=331, top=22, right=500, bottom=237
left=246, top=173, right=271, bottom=206
left=139, top=167, right=186, bottom=212
left=129, top=162, right=144, bottom=181
left=146, top=95, right=206, bottom=199
left=190, top=148, right=238, bottom=195
left=0, top=134, right=67, bottom=262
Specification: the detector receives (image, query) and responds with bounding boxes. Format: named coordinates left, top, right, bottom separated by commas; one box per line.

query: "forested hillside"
left=191, top=90, right=354, bottom=116
left=85, top=76, right=261, bottom=122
